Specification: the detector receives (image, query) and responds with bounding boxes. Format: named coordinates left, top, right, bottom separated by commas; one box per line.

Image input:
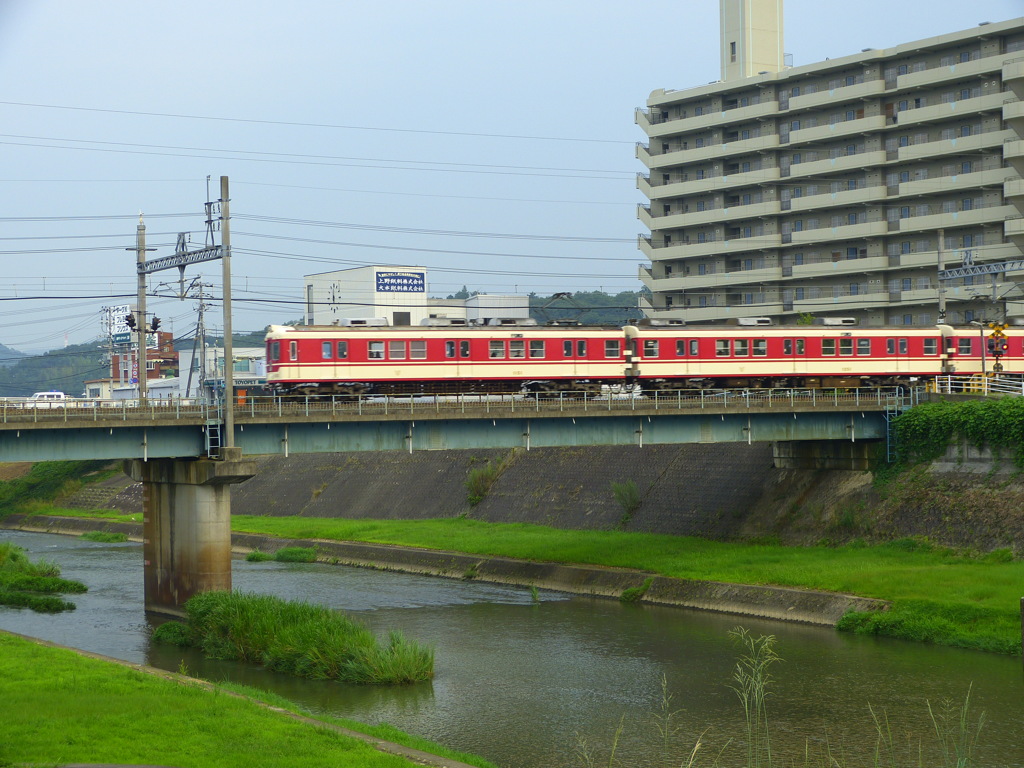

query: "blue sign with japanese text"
left=375, top=271, right=425, bottom=293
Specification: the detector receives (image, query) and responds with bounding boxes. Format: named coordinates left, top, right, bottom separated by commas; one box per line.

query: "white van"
left=25, top=391, right=75, bottom=408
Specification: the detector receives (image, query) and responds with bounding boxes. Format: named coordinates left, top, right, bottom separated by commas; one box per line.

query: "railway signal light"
left=988, top=323, right=1008, bottom=357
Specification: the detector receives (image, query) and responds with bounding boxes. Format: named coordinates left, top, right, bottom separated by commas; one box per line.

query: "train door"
left=561, top=337, right=589, bottom=382
left=886, top=336, right=910, bottom=375
left=444, top=337, right=473, bottom=383
left=782, top=336, right=807, bottom=381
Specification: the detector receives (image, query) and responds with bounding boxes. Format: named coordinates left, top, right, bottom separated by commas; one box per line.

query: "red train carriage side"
left=265, top=322, right=631, bottom=396
left=265, top=321, right=1018, bottom=396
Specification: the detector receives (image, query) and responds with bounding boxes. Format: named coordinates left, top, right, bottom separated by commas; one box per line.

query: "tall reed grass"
left=154, top=590, right=434, bottom=685
left=0, top=541, right=86, bottom=612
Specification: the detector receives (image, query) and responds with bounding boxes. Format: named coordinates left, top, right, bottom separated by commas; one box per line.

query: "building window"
left=730, top=41, right=737, bottom=62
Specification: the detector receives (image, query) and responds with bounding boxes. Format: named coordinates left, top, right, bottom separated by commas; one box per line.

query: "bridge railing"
left=931, top=375, right=1024, bottom=397
left=0, top=387, right=920, bottom=425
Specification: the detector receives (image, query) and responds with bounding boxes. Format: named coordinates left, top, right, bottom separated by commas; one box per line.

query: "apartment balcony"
left=638, top=100, right=780, bottom=139
left=788, top=115, right=887, bottom=146
left=669, top=302, right=786, bottom=324
left=643, top=133, right=781, bottom=171
left=787, top=219, right=888, bottom=246
left=897, top=129, right=1013, bottom=162
left=896, top=55, right=1004, bottom=91
left=892, top=204, right=1018, bottom=236
left=892, top=243, right=1023, bottom=271
left=672, top=265, right=784, bottom=291
left=639, top=200, right=782, bottom=231
left=790, top=255, right=889, bottom=281
left=1005, top=58, right=1024, bottom=92
left=788, top=185, right=882, bottom=214
left=638, top=267, right=690, bottom=293
left=1004, top=98, right=1024, bottom=133
left=788, top=79, right=886, bottom=111
left=786, top=150, right=887, bottom=179
left=639, top=232, right=782, bottom=262
left=894, top=92, right=1006, bottom=128
left=897, top=167, right=1012, bottom=199
left=793, top=290, right=891, bottom=314
left=1006, top=178, right=1024, bottom=214
left=642, top=166, right=781, bottom=201
left=1006, top=139, right=1024, bottom=176
left=1007, top=216, right=1024, bottom=250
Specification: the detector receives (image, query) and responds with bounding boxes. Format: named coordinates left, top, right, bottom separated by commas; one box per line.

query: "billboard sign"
left=106, top=304, right=133, bottom=339
left=112, top=332, right=132, bottom=345
left=375, top=271, right=425, bottom=293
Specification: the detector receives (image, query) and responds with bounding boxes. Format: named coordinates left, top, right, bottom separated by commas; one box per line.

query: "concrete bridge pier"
left=125, top=447, right=256, bottom=616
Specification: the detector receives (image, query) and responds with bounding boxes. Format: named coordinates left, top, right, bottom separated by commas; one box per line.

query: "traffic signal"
left=124, top=314, right=136, bottom=330
left=988, top=323, right=1008, bottom=357
left=150, top=317, right=161, bottom=331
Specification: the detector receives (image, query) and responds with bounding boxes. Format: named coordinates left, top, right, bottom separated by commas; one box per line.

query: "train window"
left=368, top=341, right=384, bottom=360
left=563, top=340, right=573, bottom=357
left=459, top=341, right=470, bottom=358
left=924, top=338, right=937, bottom=355
left=605, top=339, right=621, bottom=358
left=389, top=341, right=407, bottom=360
left=753, top=339, right=767, bottom=356
left=783, top=339, right=792, bottom=355
left=337, top=341, right=348, bottom=359
left=577, top=340, right=587, bottom=357
left=689, top=339, right=699, bottom=356
left=322, top=342, right=333, bottom=360
left=289, top=341, right=298, bottom=361
left=410, top=340, right=427, bottom=360
left=857, top=339, right=871, bottom=356
left=796, top=339, right=805, bottom=355
left=271, top=341, right=280, bottom=361
left=716, top=339, right=730, bottom=356
left=510, top=340, right=525, bottom=359
left=957, top=338, right=972, bottom=355
left=899, top=338, right=908, bottom=354
left=675, top=340, right=687, bottom=356
left=445, top=341, right=456, bottom=358
left=529, top=340, right=545, bottom=358
left=822, top=339, right=836, bottom=356
left=886, top=339, right=896, bottom=354
left=643, top=340, right=659, bottom=357
left=489, top=341, right=505, bottom=359
left=734, top=339, right=749, bottom=356
left=839, top=338, right=853, bottom=356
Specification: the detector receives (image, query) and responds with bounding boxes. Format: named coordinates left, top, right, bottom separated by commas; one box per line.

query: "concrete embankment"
left=2, top=513, right=887, bottom=626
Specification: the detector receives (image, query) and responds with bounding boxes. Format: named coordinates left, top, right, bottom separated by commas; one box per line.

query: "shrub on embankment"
left=892, top=397, right=1024, bottom=466
left=0, top=541, right=87, bottom=612
left=153, top=590, right=434, bottom=684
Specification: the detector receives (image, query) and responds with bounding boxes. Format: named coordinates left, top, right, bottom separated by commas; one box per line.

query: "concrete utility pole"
left=936, top=228, right=946, bottom=323
left=220, top=176, right=235, bottom=449
left=130, top=215, right=155, bottom=406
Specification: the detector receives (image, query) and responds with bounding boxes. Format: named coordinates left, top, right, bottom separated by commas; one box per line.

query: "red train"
left=264, top=319, right=1013, bottom=397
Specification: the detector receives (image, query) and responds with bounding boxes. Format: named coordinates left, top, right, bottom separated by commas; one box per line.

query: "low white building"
left=304, top=266, right=528, bottom=326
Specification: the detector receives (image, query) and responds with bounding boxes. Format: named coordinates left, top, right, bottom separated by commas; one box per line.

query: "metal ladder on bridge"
left=883, top=387, right=918, bottom=464
left=205, top=399, right=223, bottom=459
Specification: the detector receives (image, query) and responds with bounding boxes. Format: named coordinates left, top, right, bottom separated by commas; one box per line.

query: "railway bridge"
left=0, top=387, right=915, bottom=614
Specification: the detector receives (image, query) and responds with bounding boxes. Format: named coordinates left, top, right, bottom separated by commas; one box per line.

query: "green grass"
left=80, top=530, right=129, bottom=543
left=0, top=632, right=494, bottom=768
left=154, top=590, right=435, bottom=684
left=0, top=541, right=87, bottom=613
left=29, top=508, right=1024, bottom=655
left=0, top=460, right=113, bottom=519
left=219, top=516, right=1023, bottom=655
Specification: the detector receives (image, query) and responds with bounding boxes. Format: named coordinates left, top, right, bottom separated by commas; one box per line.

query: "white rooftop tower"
left=720, top=0, right=784, bottom=81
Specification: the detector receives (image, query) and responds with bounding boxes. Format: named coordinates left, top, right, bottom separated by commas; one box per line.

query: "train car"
left=265, top=320, right=1018, bottom=396
left=265, top=320, right=632, bottom=396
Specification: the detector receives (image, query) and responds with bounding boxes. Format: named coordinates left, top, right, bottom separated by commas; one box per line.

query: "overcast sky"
left=1, top=0, right=1021, bottom=351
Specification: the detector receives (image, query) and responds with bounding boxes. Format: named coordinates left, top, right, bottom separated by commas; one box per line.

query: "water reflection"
left=1, top=530, right=1021, bottom=768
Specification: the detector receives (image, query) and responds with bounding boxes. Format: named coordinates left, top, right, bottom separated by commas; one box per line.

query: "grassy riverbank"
left=28, top=508, right=1024, bottom=655
left=0, top=632, right=493, bottom=768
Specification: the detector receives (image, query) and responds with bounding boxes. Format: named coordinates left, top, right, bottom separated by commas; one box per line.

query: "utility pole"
left=220, top=176, right=235, bottom=449
left=936, top=228, right=946, bottom=323
left=129, top=215, right=155, bottom=405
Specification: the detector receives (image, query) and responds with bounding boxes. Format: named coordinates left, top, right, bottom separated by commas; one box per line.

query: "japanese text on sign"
left=375, top=271, right=425, bottom=293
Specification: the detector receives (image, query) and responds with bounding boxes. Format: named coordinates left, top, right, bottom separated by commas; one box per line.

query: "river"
left=1, top=530, right=1022, bottom=767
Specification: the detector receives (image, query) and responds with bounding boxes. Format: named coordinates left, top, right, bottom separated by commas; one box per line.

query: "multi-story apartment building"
left=636, top=6, right=1024, bottom=326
